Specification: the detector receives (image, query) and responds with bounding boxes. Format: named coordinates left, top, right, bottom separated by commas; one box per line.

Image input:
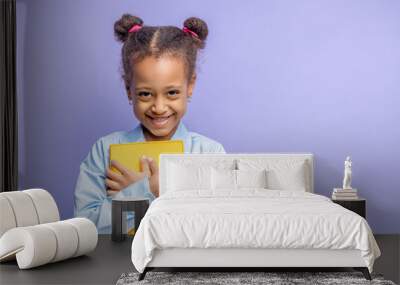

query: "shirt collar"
left=130, top=120, right=189, bottom=142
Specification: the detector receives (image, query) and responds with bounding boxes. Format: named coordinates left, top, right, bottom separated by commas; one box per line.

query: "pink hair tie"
left=128, top=24, right=142, bottom=33
left=182, top=26, right=199, bottom=39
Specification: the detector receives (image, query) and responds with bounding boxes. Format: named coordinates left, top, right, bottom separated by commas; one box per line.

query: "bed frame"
left=138, top=153, right=371, bottom=280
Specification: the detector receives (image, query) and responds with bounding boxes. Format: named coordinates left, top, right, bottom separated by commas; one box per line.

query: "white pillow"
left=237, top=159, right=308, bottom=191
left=211, top=168, right=237, bottom=190
left=211, top=168, right=268, bottom=190
left=236, top=169, right=268, bottom=188
left=167, top=162, right=212, bottom=192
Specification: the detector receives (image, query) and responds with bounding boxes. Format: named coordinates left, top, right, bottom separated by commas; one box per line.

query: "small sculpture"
left=342, top=156, right=352, bottom=189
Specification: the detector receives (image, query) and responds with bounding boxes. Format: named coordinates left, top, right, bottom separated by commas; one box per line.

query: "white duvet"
left=131, top=190, right=380, bottom=273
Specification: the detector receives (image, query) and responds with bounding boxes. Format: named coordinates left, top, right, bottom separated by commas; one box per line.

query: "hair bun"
left=183, top=17, right=208, bottom=44
left=114, top=14, right=144, bottom=43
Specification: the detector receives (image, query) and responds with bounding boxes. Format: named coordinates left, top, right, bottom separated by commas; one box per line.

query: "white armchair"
left=0, top=189, right=97, bottom=269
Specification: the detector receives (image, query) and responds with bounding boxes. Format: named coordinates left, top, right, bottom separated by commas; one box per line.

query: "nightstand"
left=332, top=197, right=366, bottom=218
left=111, top=197, right=149, bottom=242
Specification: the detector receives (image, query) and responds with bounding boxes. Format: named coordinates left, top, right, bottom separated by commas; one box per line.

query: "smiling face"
left=129, top=55, right=195, bottom=141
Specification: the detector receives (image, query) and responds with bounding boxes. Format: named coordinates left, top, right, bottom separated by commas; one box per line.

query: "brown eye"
left=168, top=90, right=179, bottom=97
left=138, top=92, right=151, bottom=97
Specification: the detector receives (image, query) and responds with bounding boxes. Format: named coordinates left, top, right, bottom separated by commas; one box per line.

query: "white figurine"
left=342, top=156, right=352, bottom=189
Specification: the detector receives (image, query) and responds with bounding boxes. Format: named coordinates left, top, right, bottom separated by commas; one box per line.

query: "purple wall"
left=16, top=0, right=400, bottom=233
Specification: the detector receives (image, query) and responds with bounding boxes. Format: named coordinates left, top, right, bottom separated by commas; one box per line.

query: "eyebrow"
left=165, top=85, right=182, bottom=89
left=135, top=85, right=182, bottom=91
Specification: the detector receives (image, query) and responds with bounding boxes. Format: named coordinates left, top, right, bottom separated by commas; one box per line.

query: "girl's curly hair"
left=114, top=14, right=209, bottom=93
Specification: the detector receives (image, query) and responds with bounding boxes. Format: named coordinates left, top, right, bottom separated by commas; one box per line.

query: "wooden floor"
left=373, top=234, right=400, bottom=284
left=0, top=234, right=398, bottom=284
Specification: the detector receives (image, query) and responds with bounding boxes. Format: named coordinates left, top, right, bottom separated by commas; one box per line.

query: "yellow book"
left=109, top=140, right=184, bottom=174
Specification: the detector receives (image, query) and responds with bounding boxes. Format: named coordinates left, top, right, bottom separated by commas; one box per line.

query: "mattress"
left=131, top=189, right=381, bottom=273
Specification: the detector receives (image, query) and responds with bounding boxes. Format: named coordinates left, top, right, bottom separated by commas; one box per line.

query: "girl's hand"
left=106, top=160, right=145, bottom=195
left=105, top=157, right=159, bottom=198
left=139, top=156, right=159, bottom=198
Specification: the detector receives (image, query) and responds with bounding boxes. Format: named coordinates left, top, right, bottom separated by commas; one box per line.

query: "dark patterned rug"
left=116, top=271, right=396, bottom=285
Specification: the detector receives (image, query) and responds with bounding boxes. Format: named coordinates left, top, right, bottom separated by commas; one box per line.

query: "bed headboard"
left=159, top=153, right=314, bottom=195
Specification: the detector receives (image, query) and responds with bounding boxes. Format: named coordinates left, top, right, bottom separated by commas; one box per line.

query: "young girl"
left=74, top=14, right=226, bottom=234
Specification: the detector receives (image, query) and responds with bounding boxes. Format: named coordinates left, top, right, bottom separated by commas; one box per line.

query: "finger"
left=148, top=158, right=159, bottom=176
left=106, top=168, right=125, bottom=183
left=105, top=178, right=121, bottom=191
left=140, top=158, right=151, bottom=177
left=110, top=160, right=130, bottom=176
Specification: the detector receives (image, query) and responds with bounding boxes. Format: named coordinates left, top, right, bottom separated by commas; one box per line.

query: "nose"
left=151, top=96, right=168, bottom=114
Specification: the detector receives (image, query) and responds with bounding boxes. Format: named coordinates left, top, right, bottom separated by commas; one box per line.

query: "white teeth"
left=150, top=115, right=171, bottom=127
left=153, top=117, right=168, bottom=121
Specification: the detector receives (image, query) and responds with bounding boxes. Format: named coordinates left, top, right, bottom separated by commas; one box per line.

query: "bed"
left=131, top=153, right=381, bottom=281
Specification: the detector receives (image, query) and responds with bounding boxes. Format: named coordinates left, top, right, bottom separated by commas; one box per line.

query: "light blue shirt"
left=74, top=121, right=226, bottom=234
